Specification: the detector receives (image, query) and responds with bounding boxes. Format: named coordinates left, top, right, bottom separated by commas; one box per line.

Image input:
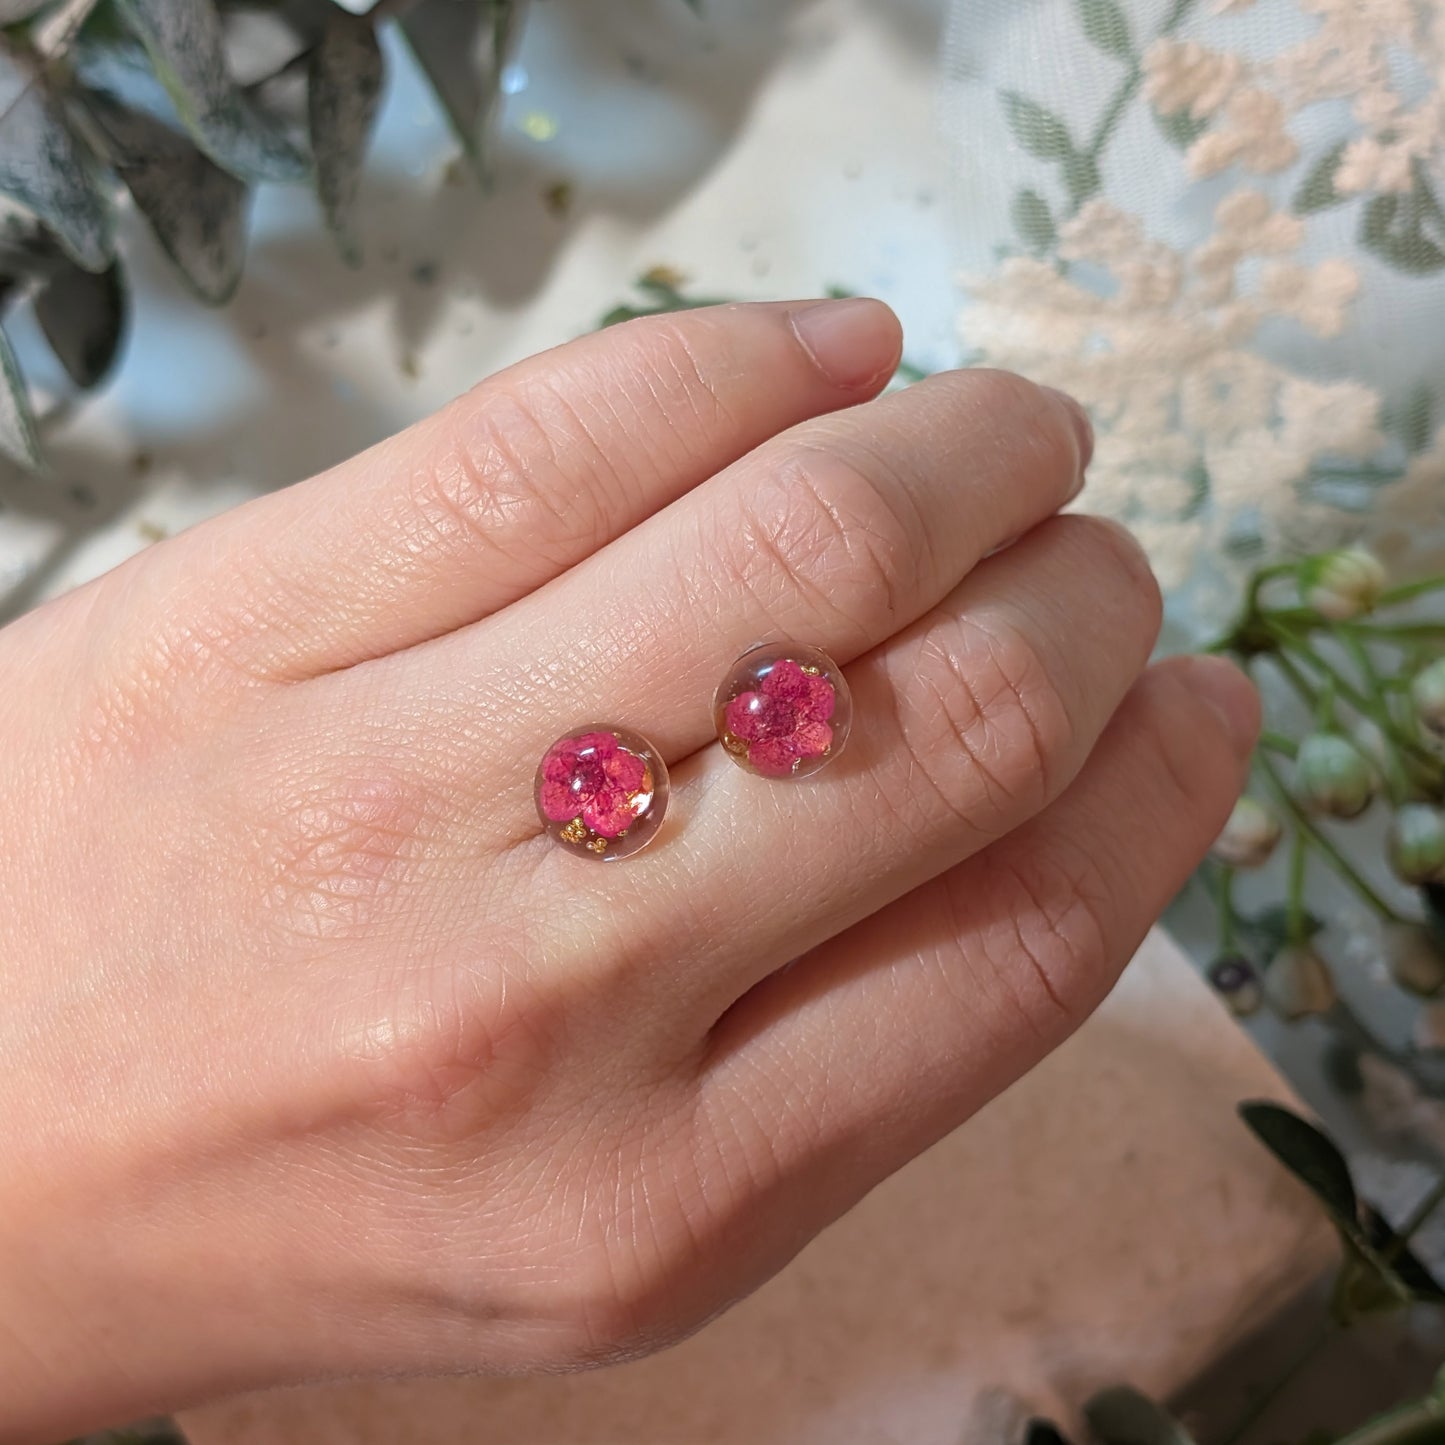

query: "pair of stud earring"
left=533, top=640, right=851, bottom=861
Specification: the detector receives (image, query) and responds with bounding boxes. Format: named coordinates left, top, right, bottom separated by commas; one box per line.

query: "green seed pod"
left=1388, top=803, right=1445, bottom=886
left=1265, top=944, right=1337, bottom=1020
left=1210, top=797, right=1283, bottom=869
left=1298, top=548, right=1387, bottom=621
left=1411, top=658, right=1445, bottom=741
left=1207, top=954, right=1263, bottom=1017
left=1387, top=923, right=1445, bottom=999
left=1294, top=733, right=1376, bottom=819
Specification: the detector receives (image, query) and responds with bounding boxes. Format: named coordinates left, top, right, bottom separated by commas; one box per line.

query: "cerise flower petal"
left=761, top=658, right=810, bottom=702
left=584, top=790, right=642, bottom=838
left=799, top=674, right=836, bottom=723
left=748, top=737, right=802, bottom=777
left=792, top=719, right=833, bottom=759
left=605, top=750, right=646, bottom=792
left=539, top=778, right=580, bottom=822
left=725, top=691, right=767, bottom=741
left=574, top=730, right=619, bottom=759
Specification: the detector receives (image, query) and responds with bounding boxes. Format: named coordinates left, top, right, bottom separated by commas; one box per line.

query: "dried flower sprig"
left=1202, top=548, right=1445, bottom=1024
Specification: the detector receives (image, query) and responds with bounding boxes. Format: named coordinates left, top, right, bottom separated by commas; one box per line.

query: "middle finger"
left=329, top=368, right=1093, bottom=832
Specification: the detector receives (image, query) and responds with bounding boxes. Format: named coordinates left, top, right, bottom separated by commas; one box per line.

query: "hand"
left=0, top=299, right=1256, bottom=1443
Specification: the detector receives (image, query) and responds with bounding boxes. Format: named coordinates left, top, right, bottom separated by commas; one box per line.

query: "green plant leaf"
left=400, top=0, right=526, bottom=179
left=0, top=45, right=113, bottom=271
left=0, top=318, right=41, bottom=469
left=0, top=0, right=53, bottom=23
left=1011, top=187, right=1056, bottom=252
left=1153, top=106, right=1206, bottom=149
left=1239, top=1101, right=1359, bottom=1224
left=1295, top=140, right=1349, bottom=214
left=84, top=91, right=250, bottom=302
left=1076, top=0, right=1131, bottom=58
left=1362, top=1203, right=1445, bottom=1304
left=1084, top=1386, right=1198, bottom=1445
left=35, top=255, right=125, bottom=386
left=113, top=0, right=308, bottom=181
left=308, top=11, right=383, bottom=264
left=1001, top=91, right=1074, bottom=161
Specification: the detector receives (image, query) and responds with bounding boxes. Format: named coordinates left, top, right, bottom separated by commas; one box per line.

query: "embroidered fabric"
left=942, top=0, right=1445, bottom=622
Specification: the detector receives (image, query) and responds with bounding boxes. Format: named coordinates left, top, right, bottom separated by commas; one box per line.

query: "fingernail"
left=1177, top=655, right=1261, bottom=759
left=790, top=297, right=900, bottom=390
left=1041, top=385, right=1094, bottom=493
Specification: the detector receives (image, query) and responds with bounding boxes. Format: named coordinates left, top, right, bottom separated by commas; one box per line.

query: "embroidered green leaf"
left=1361, top=191, right=1445, bottom=276
left=309, top=12, right=385, bottom=264
left=1001, top=91, right=1073, bottom=161
left=1063, top=149, right=1101, bottom=207
left=0, top=46, right=114, bottom=271
left=35, top=256, right=126, bottom=387
left=1011, top=188, right=1056, bottom=252
left=1294, top=140, right=1349, bottom=215
left=1392, top=384, right=1434, bottom=454
left=0, top=318, right=41, bottom=470
left=1076, top=0, right=1131, bottom=59
left=1154, top=106, right=1206, bottom=150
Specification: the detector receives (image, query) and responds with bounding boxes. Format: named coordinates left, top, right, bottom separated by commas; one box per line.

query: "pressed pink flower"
left=723, top=658, right=836, bottom=777
left=538, top=730, right=650, bottom=838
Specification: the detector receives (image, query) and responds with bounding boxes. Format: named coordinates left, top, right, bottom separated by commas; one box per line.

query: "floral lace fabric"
left=943, top=0, right=1445, bottom=620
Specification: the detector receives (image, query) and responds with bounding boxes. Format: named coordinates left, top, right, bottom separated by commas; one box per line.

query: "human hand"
left=0, top=299, right=1257, bottom=1442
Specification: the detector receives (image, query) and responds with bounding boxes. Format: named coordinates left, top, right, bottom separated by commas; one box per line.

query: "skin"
left=0, top=298, right=1259, bottom=1443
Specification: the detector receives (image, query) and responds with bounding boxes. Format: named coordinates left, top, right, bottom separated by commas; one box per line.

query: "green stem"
left=1378, top=573, right=1445, bottom=608
left=1388, top=1173, right=1445, bottom=1260
left=1258, top=753, right=1408, bottom=923
left=1260, top=729, right=1299, bottom=759
left=1081, top=0, right=1200, bottom=165
left=1340, top=621, right=1445, bottom=644
left=1286, top=828, right=1309, bottom=943
left=1268, top=647, right=1320, bottom=712
left=1218, top=865, right=1238, bottom=953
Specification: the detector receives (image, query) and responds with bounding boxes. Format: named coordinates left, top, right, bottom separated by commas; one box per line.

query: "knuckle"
left=965, top=845, right=1114, bottom=1038
left=416, top=386, right=616, bottom=572
left=240, top=755, right=436, bottom=946
left=953, top=367, right=1081, bottom=482
left=339, top=947, right=557, bottom=1145
left=724, top=444, right=920, bottom=639
left=895, top=616, right=1074, bottom=832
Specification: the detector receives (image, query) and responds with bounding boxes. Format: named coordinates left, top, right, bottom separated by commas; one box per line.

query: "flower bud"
left=1386, top=923, right=1445, bottom=998
left=1210, top=797, right=1283, bottom=869
left=1411, top=658, right=1445, bottom=741
left=1388, top=803, right=1445, bottom=886
left=1265, top=944, right=1337, bottom=1020
left=1298, top=548, right=1387, bottom=620
left=1294, top=733, right=1376, bottom=819
left=1207, top=954, right=1263, bottom=1017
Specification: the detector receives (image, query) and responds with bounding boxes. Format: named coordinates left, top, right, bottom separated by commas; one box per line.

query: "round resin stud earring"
left=534, top=725, right=669, bottom=860
left=714, top=641, right=851, bottom=779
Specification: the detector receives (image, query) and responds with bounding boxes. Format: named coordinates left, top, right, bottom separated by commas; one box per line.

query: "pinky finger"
left=695, top=654, right=1259, bottom=1246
